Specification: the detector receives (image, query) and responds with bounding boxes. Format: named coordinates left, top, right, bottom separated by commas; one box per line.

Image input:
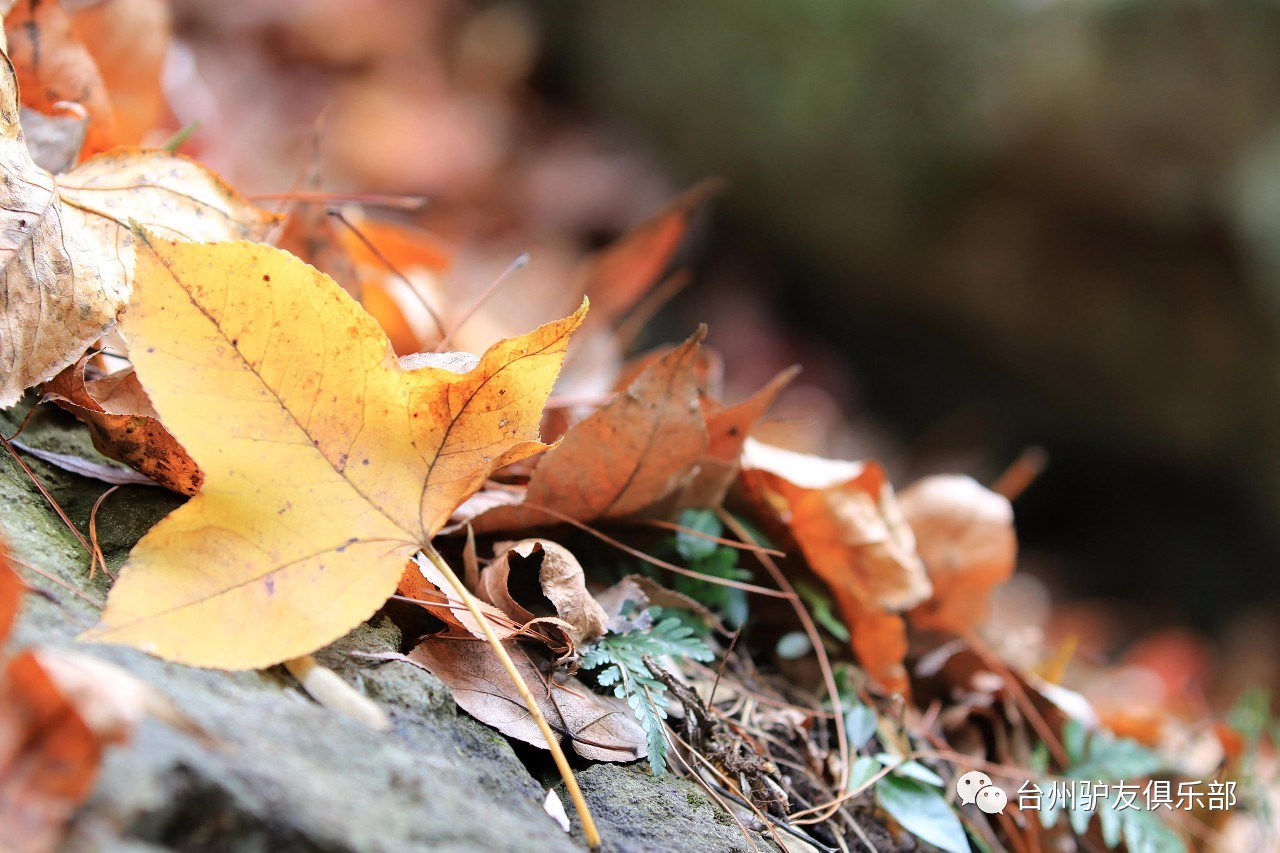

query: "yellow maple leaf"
left=83, top=234, right=586, bottom=669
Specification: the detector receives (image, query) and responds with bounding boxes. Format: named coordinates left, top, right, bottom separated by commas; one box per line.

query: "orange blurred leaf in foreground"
left=4, top=0, right=120, bottom=157
left=0, top=652, right=100, bottom=853
left=0, top=536, right=18, bottom=642
left=901, top=475, right=1017, bottom=635
left=44, top=355, right=203, bottom=496
left=741, top=439, right=931, bottom=694
left=84, top=235, right=586, bottom=669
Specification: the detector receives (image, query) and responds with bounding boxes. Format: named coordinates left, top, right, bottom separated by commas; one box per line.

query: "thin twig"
left=1, top=433, right=94, bottom=560
left=716, top=508, right=851, bottom=797
left=88, top=485, right=120, bottom=580
left=634, top=517, right=786, bottom=557
left=511, top=500, right=793, bottom=598
left=9, top=554, right=104, bottom=610
left=419, top=543, right=601, bottom=849
left=328, top=209, right=445, bottom=336
left=434, top=253, right=528, bottom=352
left=251, top=191, right=427, bottom=210
left=992, top=446, right=1047, bottom=502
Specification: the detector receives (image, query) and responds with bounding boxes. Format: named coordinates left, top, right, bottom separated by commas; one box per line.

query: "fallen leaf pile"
left=0, top=6, right=1270, bottom=853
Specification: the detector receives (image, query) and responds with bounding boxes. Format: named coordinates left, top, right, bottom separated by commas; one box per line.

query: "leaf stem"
left=420, top=543, right=601, bottom=850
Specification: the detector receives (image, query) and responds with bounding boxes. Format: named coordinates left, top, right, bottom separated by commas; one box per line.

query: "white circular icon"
left=976, top=785, right=1007, bottom=815
left=955, top=770, right=993, bottom=805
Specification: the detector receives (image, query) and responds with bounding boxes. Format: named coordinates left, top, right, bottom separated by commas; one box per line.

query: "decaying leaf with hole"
left=901, top=475, right=1017, bottom=635
left=741, top=439, right=931, bottom=694
left=0, top=52, right=281, bottom=408
left=408, top=637, right=646, bottom=763
left=83, top=234, right=586, bottom=669
left=482, top=539, right=608, bottom=647
left=43, top=355, right=202, bottom=496
left=463, top=328, right=710, bottom=532
left=4, top=0, right=119, bottom=157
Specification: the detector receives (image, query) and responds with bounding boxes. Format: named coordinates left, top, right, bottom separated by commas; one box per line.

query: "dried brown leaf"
left=467, top=327, right=710, bottom=532
left=0, top=51, right=280, bottom=407
left=485, top=540, right=608, bottom=646
left=741, top=439, right=931, bottom=693
left=44, top=355, right=202, bottom=495
left=408, top=636, right=645, bottom=763
left=901, top=475, right=1017, bottom=635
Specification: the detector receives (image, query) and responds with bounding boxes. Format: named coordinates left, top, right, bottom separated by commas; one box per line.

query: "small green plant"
left=670, top=509, right=753, bottom=627
left=1029, top=720, right=1184, bottom=851
left=581, top=613, right=714, bottom=775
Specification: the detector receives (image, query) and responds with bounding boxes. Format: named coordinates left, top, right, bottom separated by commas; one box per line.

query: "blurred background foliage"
left=542, top=0, right=1280, bottom=633
left=167, top=0, right=1280, bottom=684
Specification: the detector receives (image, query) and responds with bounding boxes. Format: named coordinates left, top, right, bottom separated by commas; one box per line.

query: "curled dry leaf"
left=901, top=475, right=1017, bottom=635
left=400, top=554, right=519, bottom=642
left=0, top=52, right=281, bottom=408
left=484, top=540, right=608, bottom=647
left=464, top=327, right=710, bottom=533
left=741, top=439, right=931, bottom=694
left=408, top=637, right=646, bottom=763
left=4, top=0, right=119, bottom=157
left=44, top=355, right=202, bottom=495
left=83, top=235, right=586, bottom=669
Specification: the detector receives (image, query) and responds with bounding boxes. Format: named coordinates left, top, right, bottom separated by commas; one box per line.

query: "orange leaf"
left=679, top=365, right=799, bottom=508
left=741, top=439, right=931, bottom=693
left=0, top=652, right=101, bottom=853
left=580, top=180, right=721, bottom=326
left=901, top=475, right=1017, bottom=635
left=68, top=0, right=170, bottom=146
left=44, top=355, right=203, bottom=496
left=466, top=327, right=710, bottom=532
left=0, top=534, right=18, bottom=645
left=5, top=0, right=120, bottom=157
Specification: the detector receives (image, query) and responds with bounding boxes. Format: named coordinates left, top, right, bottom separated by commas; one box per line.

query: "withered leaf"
left=408, top=637, right=646, bottom=763
left=465, top=328, right=710, bottom=532
left=679, top=365, right=799, bottom=508
left=44, top=355, right=202, bottom=496
left=580, top=180, right=721, bottom=326
left=484, top=540, right=608, bottom=647
left=741, top=439, right=931, bottom=694
left=901, top=475, right=1017, bottom=635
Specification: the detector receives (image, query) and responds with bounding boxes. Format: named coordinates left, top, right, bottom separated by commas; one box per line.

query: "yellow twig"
left=420, top=543, right=601, bottom=850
